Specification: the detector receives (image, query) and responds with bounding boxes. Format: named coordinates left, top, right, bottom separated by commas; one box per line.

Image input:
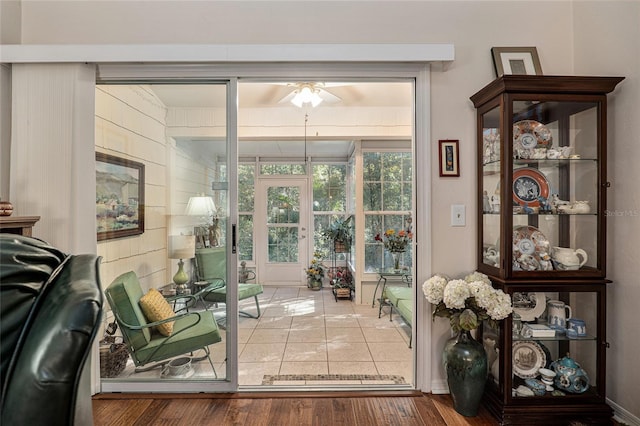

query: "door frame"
left=89, top=60, right=432, bottom=393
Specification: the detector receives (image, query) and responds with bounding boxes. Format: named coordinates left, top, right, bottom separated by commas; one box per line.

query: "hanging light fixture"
left=291, top=83, right=323, bottom=108
left=304, top=113, right=308, bottom=163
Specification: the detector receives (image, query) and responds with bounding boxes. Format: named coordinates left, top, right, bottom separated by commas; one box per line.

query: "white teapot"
left=551, top=246, right=588, bottom=270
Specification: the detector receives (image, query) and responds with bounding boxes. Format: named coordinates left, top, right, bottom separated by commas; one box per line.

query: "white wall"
left=573, top=1, right=640, bottom=420
left=95, top=85, right=170, bottom=291
left=3, top=0, right=639, bottom=419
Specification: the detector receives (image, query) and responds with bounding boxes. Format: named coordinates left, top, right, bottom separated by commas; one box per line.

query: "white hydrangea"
left=464, top=271, right=491, bottom=285
left=485, top=291, right=513, bottom=320
left=443, top=279, right=470, bottom=309
left=423, top=271, right=512, bottom=330
left=422, top=274, right=448, bottom=304
left=467, top=280, right=494, bottom=306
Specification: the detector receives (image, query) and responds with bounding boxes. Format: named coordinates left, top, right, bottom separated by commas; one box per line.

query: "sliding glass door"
left=97, top=81, right=238, bottom=392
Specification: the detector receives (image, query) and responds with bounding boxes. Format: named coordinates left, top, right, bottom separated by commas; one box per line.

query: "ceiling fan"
left=276, top=82, right=344, bottom=107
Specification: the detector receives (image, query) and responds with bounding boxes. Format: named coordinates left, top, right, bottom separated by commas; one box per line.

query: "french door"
left=256, top=178, right=309, bottom=286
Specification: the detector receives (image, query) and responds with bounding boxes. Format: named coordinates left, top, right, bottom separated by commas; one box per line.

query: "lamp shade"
left=185, top=195, right=216, bottom=217
left=168, top=235, right=195, bottom=259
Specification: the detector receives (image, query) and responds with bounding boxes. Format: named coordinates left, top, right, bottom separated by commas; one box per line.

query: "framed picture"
left=491, top=47, right=543, bottom=77
left=96, top=152, right=145, bottom=241
left=439, top=139, right=460, bottom=177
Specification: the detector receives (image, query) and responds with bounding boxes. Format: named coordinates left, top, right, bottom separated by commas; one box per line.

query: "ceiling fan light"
left=310, top=92, right=323, bottom=107
left=291, top=85, right=323, bottom=108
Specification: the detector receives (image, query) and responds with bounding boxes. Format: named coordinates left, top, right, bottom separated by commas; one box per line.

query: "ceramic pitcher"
left=551, top=246, right=588, bottom=270
left=547, top=300, right=572, bottom=330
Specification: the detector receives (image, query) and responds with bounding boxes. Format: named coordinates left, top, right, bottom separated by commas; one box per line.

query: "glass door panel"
left=97, top=82, right=235, bottom=392
left=257, top=179, right=308, bottom=285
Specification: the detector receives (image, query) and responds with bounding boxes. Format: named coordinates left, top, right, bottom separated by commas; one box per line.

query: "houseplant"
left=375, top=228, right=413, bottom=270
left=422, top=271, right=512, bottom=417
left=322, top=215, right=353, bottom=253
left=305, top=252, right=326, bottom=290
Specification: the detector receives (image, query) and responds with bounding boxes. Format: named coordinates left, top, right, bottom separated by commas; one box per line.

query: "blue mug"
left=567, top=318, right=587, bottom=337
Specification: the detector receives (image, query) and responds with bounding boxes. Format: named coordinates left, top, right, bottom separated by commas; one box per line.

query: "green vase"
left=443, top=330, right=488, bottom=417
left=308, top=278, right=323, bottom=291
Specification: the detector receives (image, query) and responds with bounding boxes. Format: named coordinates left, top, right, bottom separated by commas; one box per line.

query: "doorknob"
left=301, top=227, right=306, bottom=231
left=300, top=235, right=306, bottom=239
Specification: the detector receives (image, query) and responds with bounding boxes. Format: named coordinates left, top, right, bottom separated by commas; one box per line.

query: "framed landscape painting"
left=96, top=152, right=145, bottom=241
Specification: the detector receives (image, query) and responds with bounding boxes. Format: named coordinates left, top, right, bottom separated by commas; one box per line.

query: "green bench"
left=383, top=286, right=413, bottom=347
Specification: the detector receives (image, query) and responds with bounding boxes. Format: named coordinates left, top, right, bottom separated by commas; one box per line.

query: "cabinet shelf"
left=512, top=334, right=596, bottom=342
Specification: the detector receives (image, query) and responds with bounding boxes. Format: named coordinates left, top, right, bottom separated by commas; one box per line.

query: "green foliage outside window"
left=238, top=164, right=255, bottom=261
left=363, top=152, right=412, bottom=272
left=312, top=164, right=348, bottom=261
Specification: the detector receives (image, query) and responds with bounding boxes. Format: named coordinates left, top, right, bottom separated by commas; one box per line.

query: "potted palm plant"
left=322, top=215, right=353, bottom=253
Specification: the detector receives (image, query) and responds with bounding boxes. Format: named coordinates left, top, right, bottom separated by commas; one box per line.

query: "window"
left=238, top=164, right=255, bottom=261
left=260, top=163, right=306, bottom=175
left=363, top=152, right=412, bottom=272
left=312, top=164, right=348, bottom=259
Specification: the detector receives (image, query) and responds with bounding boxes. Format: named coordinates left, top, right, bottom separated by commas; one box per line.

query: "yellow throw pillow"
left=139, top=288, right=175, bottom=336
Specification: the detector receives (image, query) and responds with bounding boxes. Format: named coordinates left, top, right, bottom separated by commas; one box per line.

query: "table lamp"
left=168, top=235, right=196, bottom=294
left=185, top=194, right=217, bottom=247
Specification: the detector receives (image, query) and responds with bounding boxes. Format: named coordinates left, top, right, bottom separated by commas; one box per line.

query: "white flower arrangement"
left=422, top=271, right=513, bottom=332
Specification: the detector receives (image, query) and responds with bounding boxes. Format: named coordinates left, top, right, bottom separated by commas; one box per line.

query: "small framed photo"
left=96, top=152, right=145, bottom=241
left=491, top=47, right=543, bottom=77
left=439, top=139, right=460, bottom=177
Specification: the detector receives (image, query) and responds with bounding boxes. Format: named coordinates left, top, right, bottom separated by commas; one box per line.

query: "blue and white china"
left=550, top=354, right=590, bottom=394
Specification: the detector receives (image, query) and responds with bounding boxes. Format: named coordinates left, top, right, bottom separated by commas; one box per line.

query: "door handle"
left=301, top=227, right=306, bottom=231
left=300, top=235, right=306, bottom=239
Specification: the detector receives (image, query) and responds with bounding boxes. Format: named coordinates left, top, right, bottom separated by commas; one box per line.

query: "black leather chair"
left=0, top=234, right=103, bottom=426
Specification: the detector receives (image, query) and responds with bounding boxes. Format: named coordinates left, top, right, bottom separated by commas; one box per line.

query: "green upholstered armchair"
left=105, top=271, right=222, bottom=376
left=194, top=247, right=263, bottom=319
left=1, top=235, right=103, bottom=426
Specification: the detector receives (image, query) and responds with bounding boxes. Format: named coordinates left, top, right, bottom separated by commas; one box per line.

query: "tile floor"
left=114, top=285, right=414, bottom=387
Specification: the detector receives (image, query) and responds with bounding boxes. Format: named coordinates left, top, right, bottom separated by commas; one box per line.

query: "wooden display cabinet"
left=470, top=75, right=624, bottom=425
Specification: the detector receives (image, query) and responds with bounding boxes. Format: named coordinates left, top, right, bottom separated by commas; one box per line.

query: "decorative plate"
left=513, top=340, right=547, bottom=379
left=513, top=167, right=550, bottom=207
left=513, top=120, right=553, bottom=158
left=512, top=292, right=546, bottom=322
left=512, top=225, right=552, bottom=271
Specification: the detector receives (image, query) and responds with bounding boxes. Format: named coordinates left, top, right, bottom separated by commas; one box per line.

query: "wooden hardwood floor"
left=92, top=391, right=498, bottom=425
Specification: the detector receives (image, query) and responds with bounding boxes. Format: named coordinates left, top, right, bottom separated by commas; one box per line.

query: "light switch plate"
left=451, top=204, right=466, bottom=226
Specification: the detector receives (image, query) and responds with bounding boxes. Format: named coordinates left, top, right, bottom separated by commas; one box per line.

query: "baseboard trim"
left=430, top=379, right=449, bottom=394
left=608, top=398, right=640, bottom=426
left=93, top=389, right=424, bottom=400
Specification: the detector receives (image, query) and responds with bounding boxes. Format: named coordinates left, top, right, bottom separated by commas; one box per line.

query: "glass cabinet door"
left=510, top=99, right=603, bottom=278
left=508, top=288, right=605, bottom=402
left=478, top=93, right=609, bottom=280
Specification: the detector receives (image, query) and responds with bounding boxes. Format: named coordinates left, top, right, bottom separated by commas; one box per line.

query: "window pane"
left=267, top=187, right=300, bottom=224
left=238, top=164, right=255, bottom=212
left=382, top=182, right=401, bottom=210
left=363, top=182, right=381, bottom=210
left=313, top=164, right=346, bottom=212
left=363, top=152, right=381, bottom=180
left=382, top=153, right=403, bottom=181
left=238, top=214, right=253, bottom=261
left=268, top=227, right=299, bottom=263
left=314, top=215, right=332, bottom=259
left=260, top=164, right=306, bottom=175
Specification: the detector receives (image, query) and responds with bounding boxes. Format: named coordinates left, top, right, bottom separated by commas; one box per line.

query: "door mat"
left=262, top=374, right=406, bottom=385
